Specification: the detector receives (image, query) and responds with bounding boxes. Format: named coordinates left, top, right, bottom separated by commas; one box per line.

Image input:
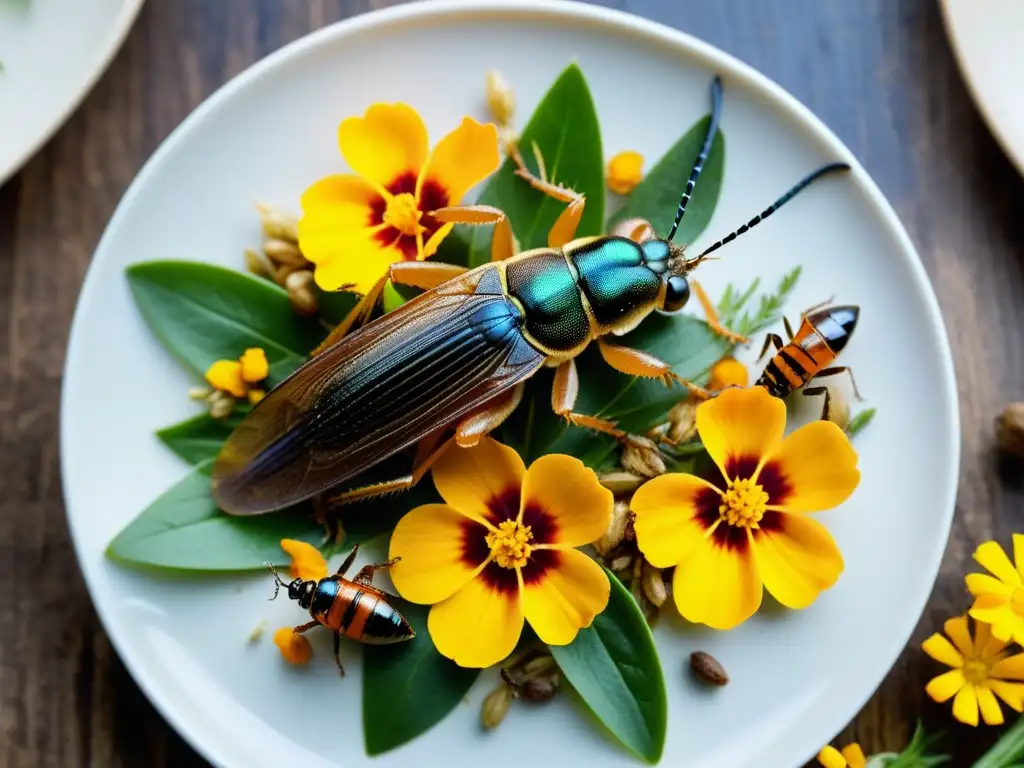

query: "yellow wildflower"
left=280, top=538, right=328, bottom=582
left=708, top=356, right=748, bottom=391
left=273, top=627, right=313, bottom=665
left=298, top=103, right=501, bottom=294
left=389, top=437, right=612, bottom=668
left=631, top=386, right=859, bottom=629
left=966, top=536, right=1024, bottom=645
left=922, top=615, right=1024, bottom=725
left=204, top=347, right=269, bottom=400
left=817, top=744, right=866, bottom=768
left=606, top=150, right=644, bottom=195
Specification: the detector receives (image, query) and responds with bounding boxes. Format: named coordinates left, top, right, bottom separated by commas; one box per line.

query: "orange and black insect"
left=267, top=543, right=414, bottom=675
left=755, top=301, right=862, bottom=418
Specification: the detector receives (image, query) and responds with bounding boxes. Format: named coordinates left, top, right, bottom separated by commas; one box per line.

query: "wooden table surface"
left=1, top=0, right=1019, bottom=765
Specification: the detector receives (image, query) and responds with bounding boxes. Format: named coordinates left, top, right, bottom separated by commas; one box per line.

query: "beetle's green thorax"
left=506, top=250, right=590, bottom=353
left=569, top=237, right=661, bottom=331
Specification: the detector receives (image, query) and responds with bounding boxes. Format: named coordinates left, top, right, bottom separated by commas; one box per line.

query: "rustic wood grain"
left=0, top=0, right=1018, bottom=764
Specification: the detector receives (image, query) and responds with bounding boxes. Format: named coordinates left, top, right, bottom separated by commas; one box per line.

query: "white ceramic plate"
left=61, top=2, right=959, bottom=767
left=0, top=0, right=143, bottom=185
left=941, top=0, right=1024, bottom=176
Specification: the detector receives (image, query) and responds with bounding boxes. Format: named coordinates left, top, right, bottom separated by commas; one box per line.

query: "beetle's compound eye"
left=287, top=579, right=305, bottom=600
left=663, top=275, right=690, bottom=312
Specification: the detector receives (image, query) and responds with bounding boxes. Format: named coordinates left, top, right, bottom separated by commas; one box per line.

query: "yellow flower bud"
left=606, top=150, right=644, bottom=195
left=205, top=360, right=246, bottom=398
left=240, top=348, right=269, bottom=383
left=273, top=627, right=312, bottom=665
left=708, top=357, right=748, bottom=391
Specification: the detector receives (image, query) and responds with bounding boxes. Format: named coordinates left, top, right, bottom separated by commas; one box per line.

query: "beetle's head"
left=640, top=239, right=697, bottom=314
left=266, top=562, right=316, bottom=608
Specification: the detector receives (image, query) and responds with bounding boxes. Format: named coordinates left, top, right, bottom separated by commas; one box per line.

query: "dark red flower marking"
left=693, top=486, right=721, bottom=531
left=520, top=548, right=560, bottom=586
left=756, top=461, right=792, bottom=506
left=478, top=560, right=520, bottom=594
left=459, top=519, right=491, bottom=570
left=756, top=510, right=785, bottom=535
left=485, top=487, right=520, bottom=524
left=725, top=454, right=759, bottom=481
left=520, top=501, right=558, bottom=545
left=711, top=522, right=750, bottom=553
left=367, top=172, right=450, bottom=260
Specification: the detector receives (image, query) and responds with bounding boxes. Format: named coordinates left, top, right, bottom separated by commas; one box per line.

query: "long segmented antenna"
left=693, top=162, right=851, bottom=261
left=667, top=76, right=724, bottom=242
left=266, top=562, right=287, bottom=600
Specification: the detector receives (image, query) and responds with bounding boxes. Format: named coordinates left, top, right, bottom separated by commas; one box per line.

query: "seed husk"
left=609, top=553, right=634, bottom=573
left=998, top=403, right=1024, bottom=459
left=208, top=391, right=236, bottom=420
left=188, top=385, right=212, bottom=401
left=244, top=248, right=273, bottom=279
left=519, top=673, right=559, bottom=702
left=255, top=202, right=299, bottom=243
left=263, top=237, right=306, bottom=267
left=690, top=651, right=729, bottom=686
left=621, top=435, right=667, bottom=479
left=486, top=70, right=515, bottom=127
left=594, top=500, right=631, bottom=556
left=598, top=470, right=645, bottom=496
left=824, top=384, right=850, bottom=431
left=481, top=683, right=512, bottom=730
left=666, top=399, right=698, bottom=444
left=285, top=270, right=319, bottom=317
left=641, top=561, right=668, bottom=608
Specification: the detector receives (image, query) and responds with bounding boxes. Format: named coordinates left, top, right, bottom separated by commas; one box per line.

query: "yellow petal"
left=521, top=548, right=610, bottom=646
left=944, top=615, right=974, bottom=658
left=842, top=744, right=867, bottom=768
left=970, top=606, right=1023, bottom=646
left=672, top=529, right=762, bottom=630
left=992, top=652, right=1024, bottom=680
left=388, top=504, right=486, bottom=604
left=519, top=454, right=612, bottom=547
left=696, top=386, right=786, bottom=481
left=308, top=231, right=396, bottom=294
left=989, top=680, right=1024, bottom=711
left=967, top=573, right=1013, bottom=598
left=925, top=668, right=965, bottom=702
left=205, top=360, right=246, bottom=398
left=631, top=474, right=720, bottom=568
left=953, top=683, right=980, bottom=725
left=762, top=421, right=860, bottom=513
left=239, top=348, right=268, bottom=383
left=338, top=103, right=428, bottom=190
left=978, top=684, right=1006, bottom=725
left=751, top=511, right=843, bottom=609
left=280, top=538, right=328, bottom=581
left=921, top=632, right=964, bottom=668
left=431, top=437, right=526, bottom=525
left=273, top=627, right=313, bottom=665
left=1014, top=533, right=1024, bottom=578
left=420, top=117, right=500, bottom=205
left=975, top=541, right=1022, bottom=587
left=973, top=618, right=1009, bottom=658
left=708, top=357, right=748, bottom=391
left=427, top=576, right=523, bottom=668
left=816, top=746, right=846, bottom=768
left=299, top=174, right=381, bottom=239
left=606, top=150, right=644, bottom=195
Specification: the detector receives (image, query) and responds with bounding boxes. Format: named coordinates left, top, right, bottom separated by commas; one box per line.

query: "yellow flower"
left=298, top=103, right=501, bottom=294
left=817, top=744, right=866, bottom=768
left=922, top=615, right=1024, bottom=725
left=606, top=150, right=644, bottom=194
left=630, top=386, right=859, bottom=630
left=204, top=347, right=268, bottom=399
left=273, top=627, right=313, bottom=665
left=280, top=538, right=327, bottom=581
left=388, top=437, right=612, bottom=668
left=966, top=536, right=1024, bottom=645
left=708, top=356, right=748, bottom=390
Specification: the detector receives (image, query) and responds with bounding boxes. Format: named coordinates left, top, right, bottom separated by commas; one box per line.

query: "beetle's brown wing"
left=211, top=271, right=544, bottom=516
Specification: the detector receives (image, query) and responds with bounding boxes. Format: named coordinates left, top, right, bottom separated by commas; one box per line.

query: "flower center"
left=485, top=520, right=533, bottom=569
left=382, top=192, right=424, bottom=237
left=963, top=658, right=991, bottom=685
left=719, top=478, right=769, bottom=528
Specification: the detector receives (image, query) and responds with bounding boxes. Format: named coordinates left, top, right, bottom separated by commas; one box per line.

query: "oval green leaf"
left=467, top=61, right=604, bottom=265
left=362, top=601, right=480, bottom=756
left=550, top=569, right=667, bottom=764
left=156, top=411, right=247, bottom=465
left=126, top=260, right=324, bottom=384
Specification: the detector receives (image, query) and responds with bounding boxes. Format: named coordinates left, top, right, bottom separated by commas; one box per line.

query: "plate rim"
left=60, top=1, right=961, bottom=766
left=939, top=0, right=1024, bottom=177
left=0, top=0, right=147, bottom=186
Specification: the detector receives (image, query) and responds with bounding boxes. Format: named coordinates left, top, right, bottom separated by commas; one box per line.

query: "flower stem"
left=974, top=718, right=1024, bottom=768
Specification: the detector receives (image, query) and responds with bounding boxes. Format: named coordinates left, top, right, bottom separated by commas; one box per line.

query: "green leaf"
left=609, top=115, right=725, bottom=246
left=467, top=62, right=604, bottom=265
left=126, top=261, right=324, bottom=384
left=973, top=717, right=1024, bottom=768
left=106, top=461, right=322, bottom=572
left=550, top=569, right=667, bottom=763
left=362, top=601, right=480, bottom=756
left=846, top=407, right=876, bottom=438
left=156, top=411, right=247, bottom=465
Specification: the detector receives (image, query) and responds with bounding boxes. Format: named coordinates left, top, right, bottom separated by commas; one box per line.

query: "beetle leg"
left=550, top=358, right=627, bottom=439
left=293, top=620, right=319, bottom=634
left=597, top=340, right=712, bottom=400
left=332, top=633, right=345, bottom=677
left=455, top=384, right=525, bottom=446
left=352, top=557, right=401, bottom=586
left=783, top=316, right=796, bottom=341
left=757, top=333, right=786, bottom=362
left=312, top=261, right=470, bottom=356
left=509, top=142, right=586, bottom=248
left=811, top=365, right=864, bottom=401
left=335, top=543, right=360, bottom=577
left=801, top=385, right=831, bottom=420
left=431, top=205, right=518, bottom=262
left=690, top=279, right=749, bottom=344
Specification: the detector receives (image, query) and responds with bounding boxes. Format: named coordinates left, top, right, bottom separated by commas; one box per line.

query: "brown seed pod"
left=263, top=238, right=306, bottom=268
left=666, top=399, right=698, bottom=444
left=481, top=683, right=512, bottom=730
left=285, top=270, right=319, bottom=317
left=594, top=500, right=631, bottom=556
left=598, top=470, right=646, bottom=496
left=609, top=553, right=634, bottom=574
left=998, top=403, right=1024, bottom=459
left=255, top=202, right=299, bottom=244
left=621, top=435, right=667, bottom=479
left=690, top=651, right=729, bottom=686
left=208, top=391, right=236, bottom=420
left=641, top=561, right=668, bottom=608
left=519, top=673, right=559, bottom=702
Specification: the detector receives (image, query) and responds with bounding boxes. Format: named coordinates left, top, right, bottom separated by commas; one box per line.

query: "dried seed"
left=520, top=654, right=557, bottom=679
left=244, top=248, right=273, bottom=279
left=209, top=391, right=236, bottom=420
left=519, top=673, right=559, bottom=702
left=188, top=385, right=212, bottom=401
left=481, top=683, right=512, bottom=730
left=285, top=270, right=319, bottom=317
left=263, top=237, right=306, bottom=267
left=823, top=384, right=850, bottom=431
left=641, top=561, right=668, bottom=608
left=666, top=398, right=698, bottom=444
left=620, top=435, right=666, bottom=479
left=255, top=202, right=299, bottom=243
left=486, top=70, right=515, bottom=127
left=609, top=553, right=634, bottom=573
left=690, top=651, right=729, bottom=686
left=594, top=500, right=631, bottom=556
left=598, top=470, right=645, bottom=496
left=247, top=619, right=266, bottom=643
left=998, top=403, right=1024, bottom=459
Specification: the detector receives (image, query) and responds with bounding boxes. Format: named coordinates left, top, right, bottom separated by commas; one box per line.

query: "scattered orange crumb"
left=240, top=347, right=269, bottom=382
left=273, top=627, right=312, bottom=665
left=708, top=357, right=748, bottom=391
left=606, top=150, right=644, bottom=195
left=247, top=388, right=266, bottom=405
left=280, top=538, right=328, bottom=581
